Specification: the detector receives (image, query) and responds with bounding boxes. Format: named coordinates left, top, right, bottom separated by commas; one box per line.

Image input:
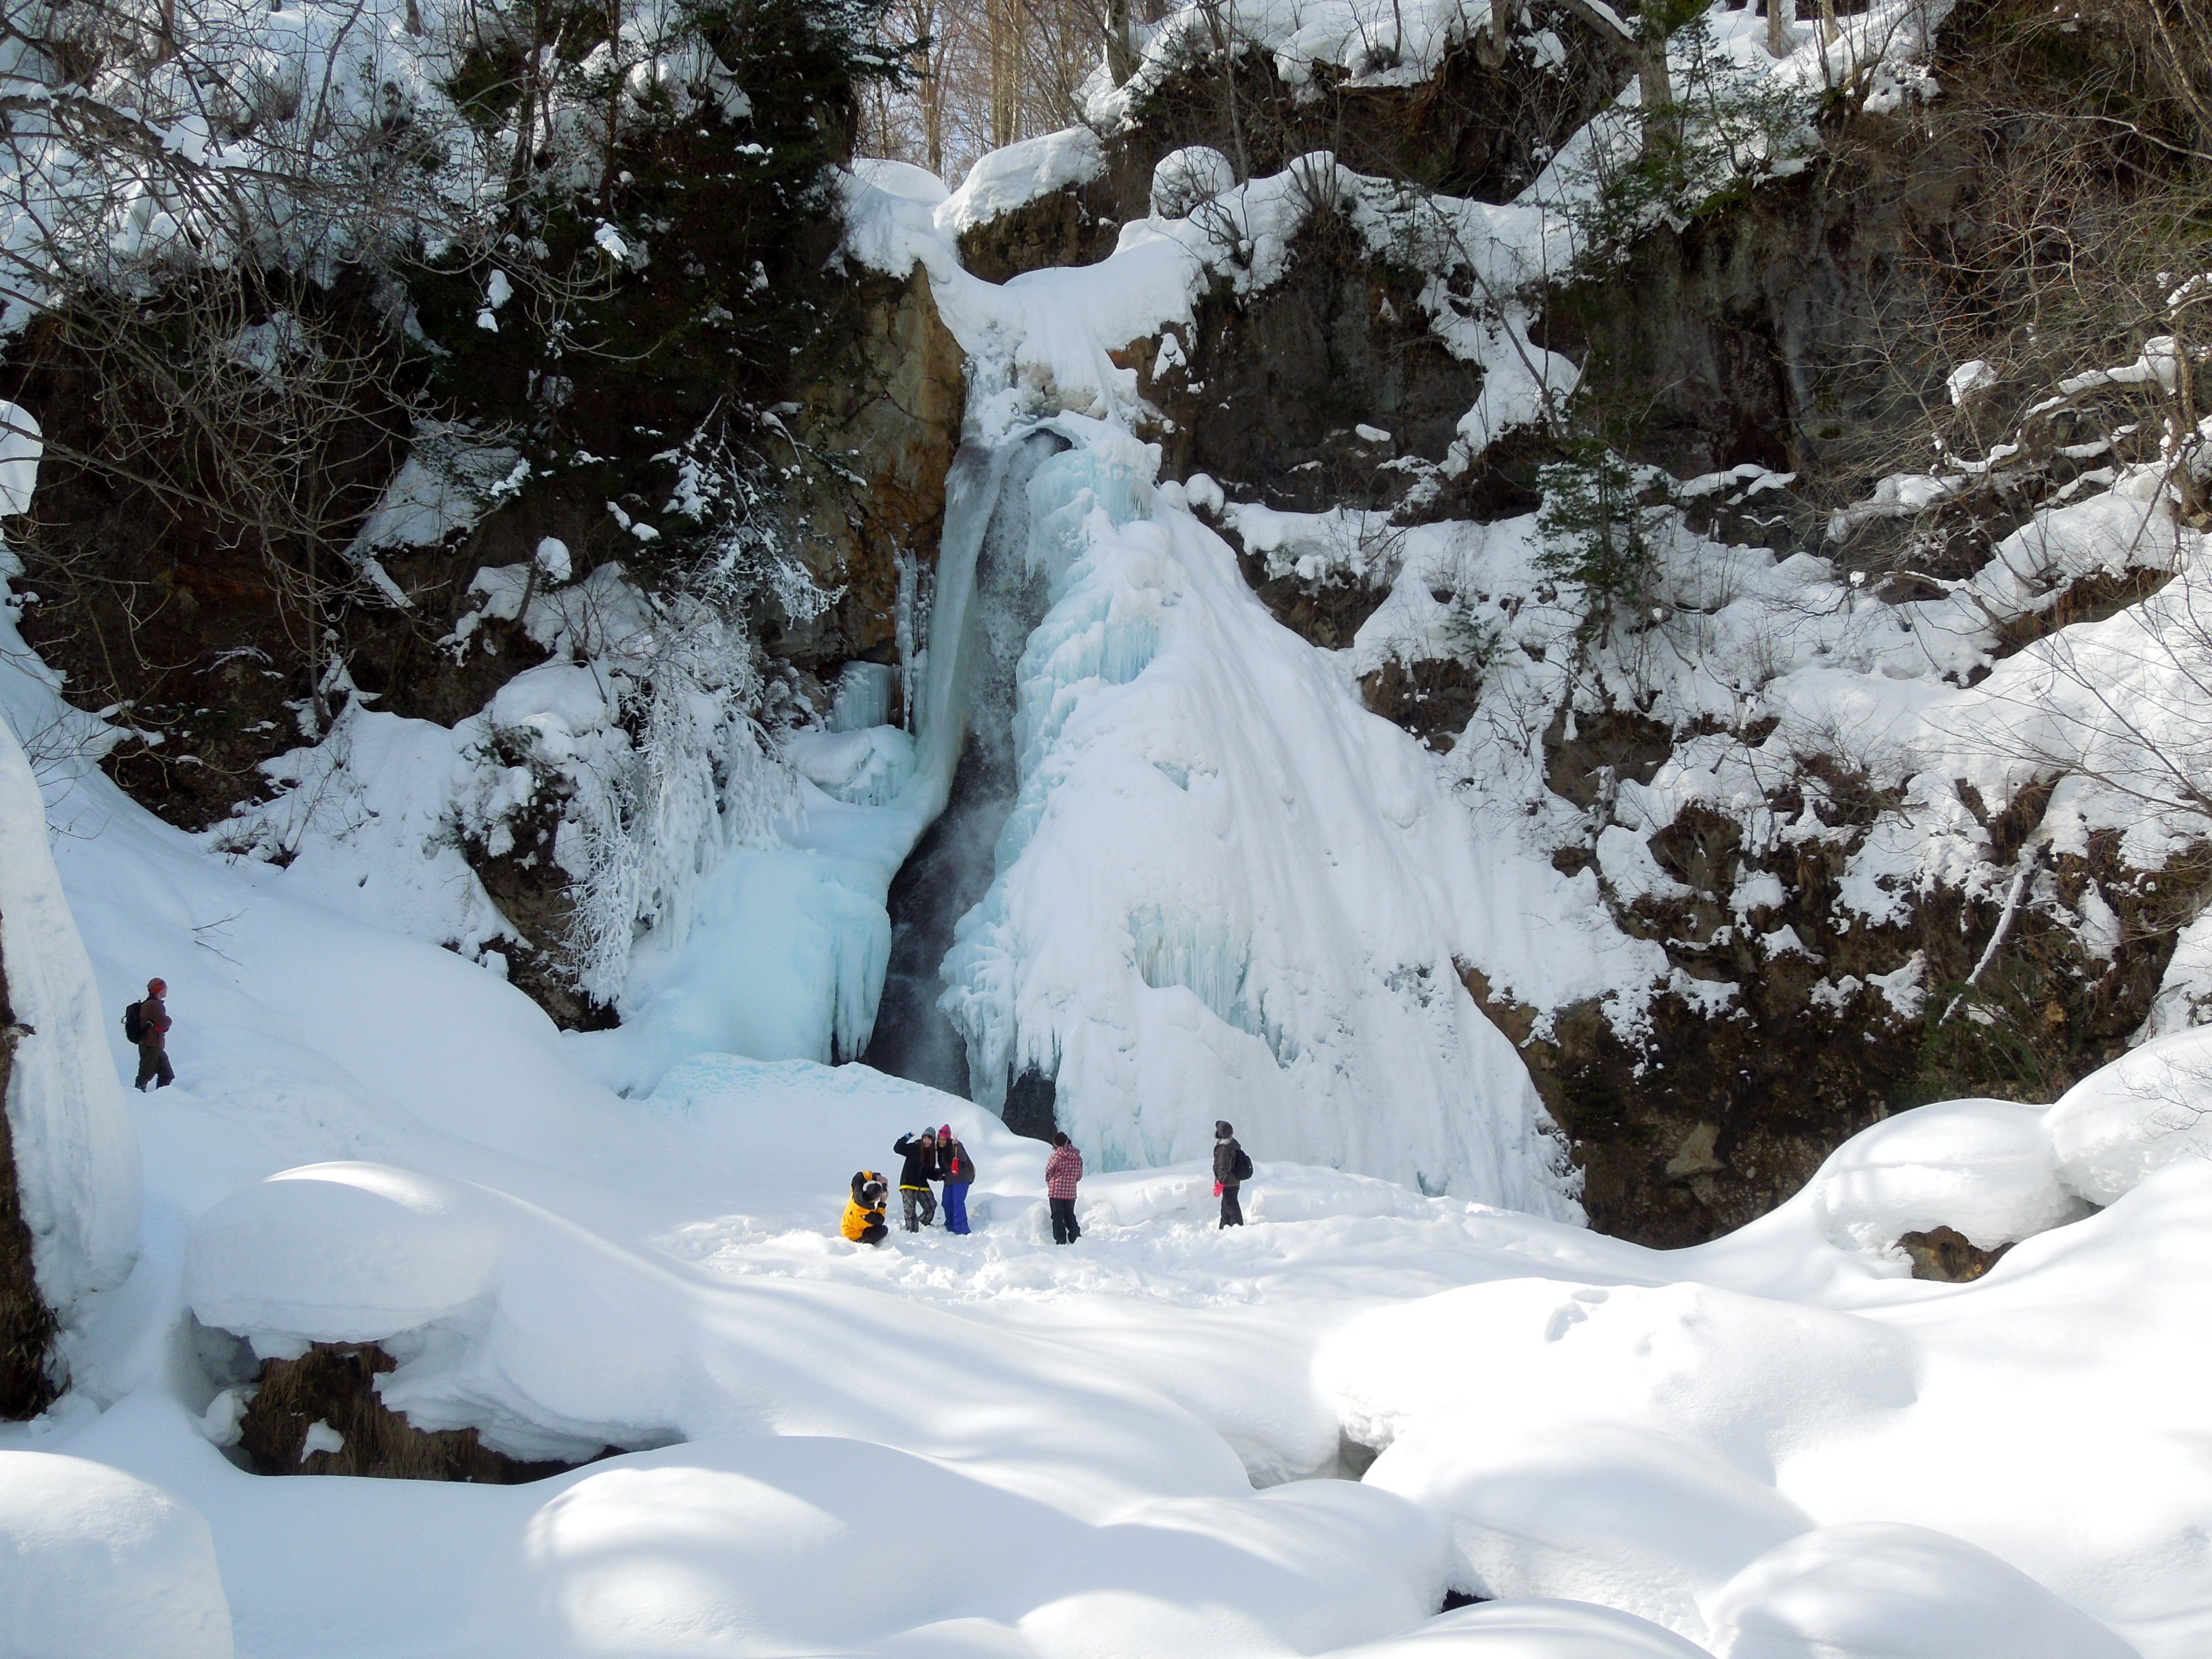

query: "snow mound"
left=1368, top=1421, right=1812, bottom=1641
left=2046, top=1027, right=2212, bottom=1206
left=936, top=126, right=1106, bottom=237
left=1806, top=1097, right=2089, bottom=1254
left=1332, top=1276, right=1912, bottom=1641
left=1325, top=1599, right=1717, bottom=1658
left=851, top=157, right=950, bottom=206
left=1706, top=1523, right=2140, bottom=1659
left=0, top=714, right=140, bottom=1321
left=1151, top=145, right=1236, bottom=217
left=0, top=1452, right=233, bottom=1659
left=464, top=1435, right=1446, bottom=1658
left=184, top=1155, right=1256, bottom=1493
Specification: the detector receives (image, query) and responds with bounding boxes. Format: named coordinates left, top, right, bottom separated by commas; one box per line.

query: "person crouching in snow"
left=1213, top=1120, right=1252, bottom=1227
left=1045, top=1132, right=1083, bottom=1245
left=893, top=1129, right=939, bottom=1231
left=939, top=1126, right=975, bottom=1235
left=844, top=1172, right=889, bottom=1244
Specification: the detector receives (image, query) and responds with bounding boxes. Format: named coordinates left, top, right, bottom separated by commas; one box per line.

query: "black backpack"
left=121, top=1000, right=146, bottom=1044
left=1231, top=1146, right=1254, bottom=1182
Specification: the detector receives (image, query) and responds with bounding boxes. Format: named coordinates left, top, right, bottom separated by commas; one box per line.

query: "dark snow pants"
left=135, top=1044, right=174, bottom=1090
left=1220, top=1183, right=1243, bottom=1227
left=943, top=1185, right=970, bottom=1234
left=901, top=1187, right=937, bottom=1231
left=1049, top=1197, right=1080, bottom=1245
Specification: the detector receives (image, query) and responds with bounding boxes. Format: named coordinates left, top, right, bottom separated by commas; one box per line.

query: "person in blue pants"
left=939, top=1124, right=976, bottom=1234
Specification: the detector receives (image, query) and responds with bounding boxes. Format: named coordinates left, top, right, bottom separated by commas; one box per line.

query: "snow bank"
left=0, top=1452, right=233, bottom=1659
left=0, top=714, right=140, bottom=1322
left=1706, top=1523, right=2140, bottom=1659
left=476, top=1430, right=1443, bottom=1659
left=2046, top=1027, right=2212, bottom=1206
left=1317, top=1144, right=2212, bottom=1652
left=1324, top=1600, right=1717, bottom=1658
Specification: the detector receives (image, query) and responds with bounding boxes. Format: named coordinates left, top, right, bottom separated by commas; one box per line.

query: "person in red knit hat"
left=938, top=1124, right=975, bottom=1235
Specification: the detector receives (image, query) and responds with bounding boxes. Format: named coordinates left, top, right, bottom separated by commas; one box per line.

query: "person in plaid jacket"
left=1044, top=1132, right=1083, bottom=1246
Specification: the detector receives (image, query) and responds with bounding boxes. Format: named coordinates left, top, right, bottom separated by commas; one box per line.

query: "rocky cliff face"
left=3, top=0, right=2200, bottom=1249
left=1069, top=0, right=2209, bottom=1243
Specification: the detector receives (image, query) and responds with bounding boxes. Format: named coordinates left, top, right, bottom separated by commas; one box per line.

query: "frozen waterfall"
left=863, top=432, right=1061, bottom=1098
left=579, top=417, right=1578, bottom=1213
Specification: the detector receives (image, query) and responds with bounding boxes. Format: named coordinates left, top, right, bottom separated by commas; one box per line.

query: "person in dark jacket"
left=938, top=1124, right=976, bottom=1235
left=1044, top=1132, right=1083, bottom=1244
left=893, top=1130, right=940, bottom=1231
left=842, top=1172, right=888, bottom=1244
left=1213, top=1120, right=1248, bottom=1228
left=130, top=977, right=175, bottom=1092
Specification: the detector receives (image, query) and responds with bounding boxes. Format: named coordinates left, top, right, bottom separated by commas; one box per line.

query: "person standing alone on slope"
left=125, top=977, right=174, bottom=1091
left=1213, top=1120, right=1251, bottom=1227
left=939, top=1125, right=976, bottom=1235
left=1045, top=1132, right=1083, bottom=1245
left=893, top=1128, right=940, bottom=1231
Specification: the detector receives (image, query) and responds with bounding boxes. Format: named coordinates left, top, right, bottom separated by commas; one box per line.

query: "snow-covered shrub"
left=457, top=424, right=832, bottom=1005
left=1551, top=7, right=1828, bottom=269
left=552, top=577, right=797, bottom=1004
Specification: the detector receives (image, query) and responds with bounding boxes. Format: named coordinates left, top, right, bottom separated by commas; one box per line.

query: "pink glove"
left=1213, top=1182, right=1223, bottom=1196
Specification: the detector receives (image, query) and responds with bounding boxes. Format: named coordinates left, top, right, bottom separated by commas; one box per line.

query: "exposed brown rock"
left=1359, top=655, right=1484, bottom=750
left=956, top=180, right=1121, bottom=283
left=1899, top=1225, right=2013, bottom=1283
left=237, top=1343, right=603, bottom=1482
left=788, top=268, right=966, bottom=687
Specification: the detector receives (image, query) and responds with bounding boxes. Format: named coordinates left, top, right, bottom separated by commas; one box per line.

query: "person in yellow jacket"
left=843, top=1171, right=888, bottom=1245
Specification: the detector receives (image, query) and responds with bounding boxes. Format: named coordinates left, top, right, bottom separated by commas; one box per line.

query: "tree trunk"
left=988, top=0, right=1023, bottom=148
left=1767, top=0, right=1790, bottom=57
left=1107, top=0, right=1139, bottom=83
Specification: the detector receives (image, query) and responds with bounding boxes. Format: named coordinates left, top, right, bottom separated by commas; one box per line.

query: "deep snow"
left=7, top=619, right=2212, bottom=1654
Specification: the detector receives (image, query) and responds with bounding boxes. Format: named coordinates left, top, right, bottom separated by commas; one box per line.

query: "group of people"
left=123, top=975, right=1259, bottom=1249
left=842, top=1120, right=1251, bottom=1246
left=843, top=1124, right=977, bottom=1245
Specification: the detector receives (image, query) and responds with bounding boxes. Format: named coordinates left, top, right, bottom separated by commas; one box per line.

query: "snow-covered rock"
left=1806, top=1097, right=2089, bottom=1254
left=935, top=127, right=1106, bottom=238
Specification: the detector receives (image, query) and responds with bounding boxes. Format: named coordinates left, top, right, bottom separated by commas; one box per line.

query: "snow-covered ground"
left=7, top=1, right=2212, bottom=1652
left=7, top=602, right=2212, bottom=1654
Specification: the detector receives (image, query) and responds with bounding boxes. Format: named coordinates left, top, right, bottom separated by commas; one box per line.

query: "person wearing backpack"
left=124, top=977, right=174, bottom=1092
left=1213, top=1120, right=1252, bottom=1228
